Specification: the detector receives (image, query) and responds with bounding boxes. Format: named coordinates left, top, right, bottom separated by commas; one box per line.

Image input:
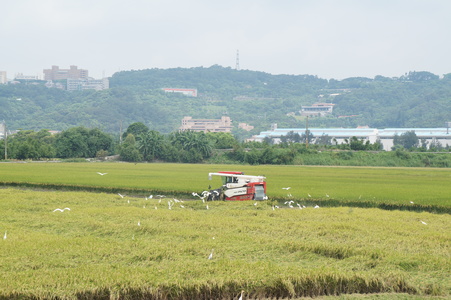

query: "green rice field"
left=1, top=162, right=450, bottom=211
left=0, top=162, right=450, bottom=299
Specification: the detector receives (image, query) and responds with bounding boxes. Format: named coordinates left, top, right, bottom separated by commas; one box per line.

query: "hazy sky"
left=1, top=0, right=450, bottom=80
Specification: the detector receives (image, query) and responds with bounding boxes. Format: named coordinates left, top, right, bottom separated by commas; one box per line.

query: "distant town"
left=0, top=65, right=109, bottom=91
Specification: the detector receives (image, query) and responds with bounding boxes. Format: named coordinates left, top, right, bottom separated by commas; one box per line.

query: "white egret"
left=420, top=220, right=427, bottom=225
left=53, top=208, right=70, bottom=212
left=282, top=187, right=291, bottom=190
left=208, top=249, right=214, bottom=260
left=180, top=205, right=185, bottom=208
left=410, top=201, right=414, bottom=204
left=326, top=194, right=330, bottom=198
left=137, top=221, right=141, bottom=226
left=308, top=193, right=312, bottom=197
left=238, top=290, right=244, bottom=300
left=118, top=193, right=124, bottom=198
left=96, top=172, right=107, bottom=176
left=3, top=231, right=6, bottom=240
left=206, top=205, right=209, bottom=210
left=314, top=205, right=320, bottom=208
left=254, top=202, right=258, bottom=206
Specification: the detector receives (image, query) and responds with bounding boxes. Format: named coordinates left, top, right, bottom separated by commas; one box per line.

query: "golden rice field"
left=0, top=162, right=450, bottom=299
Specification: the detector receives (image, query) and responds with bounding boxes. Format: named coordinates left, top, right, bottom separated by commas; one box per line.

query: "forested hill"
left=1, top=66, right=450, bottom=138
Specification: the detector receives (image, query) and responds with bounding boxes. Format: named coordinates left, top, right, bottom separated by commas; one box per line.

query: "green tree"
left=54, top=127, right=112, bottom=158
left=122, top=122, right=149, bottom=140
left=394, top=131, right=419, bottom=150
left=137, top=130, right=164, bottom=161
left=119, top=134, right=142, bottom=162
left=206, top=132, right=238, bottom=149
left=170, top=130, right=213, bottom=161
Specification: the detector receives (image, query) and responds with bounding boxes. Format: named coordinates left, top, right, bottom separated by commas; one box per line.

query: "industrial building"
left=249, top=125, right=451, bottom=151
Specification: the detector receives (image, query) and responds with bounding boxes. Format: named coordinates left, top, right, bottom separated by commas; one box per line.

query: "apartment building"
left=43, top=65, right=88, bottom=80
left=180, top=116, right=232, bottom=133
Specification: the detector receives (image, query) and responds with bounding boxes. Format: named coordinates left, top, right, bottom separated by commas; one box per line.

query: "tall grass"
left=0, top=188, right=450, bottom=299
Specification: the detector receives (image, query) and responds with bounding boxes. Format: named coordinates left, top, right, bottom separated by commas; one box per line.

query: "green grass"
left=0, top=188, right=450, bottom=299
left=0, top=162, right=450, bottom=211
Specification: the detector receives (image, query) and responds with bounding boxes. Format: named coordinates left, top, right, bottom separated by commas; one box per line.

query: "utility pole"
left=235, top=49, right=240, bottom=70
left=305, top=116, right=309, bottom=148
left=3, top=121, right=7, bottom=160
left=119, top=120, right=123, bottom=144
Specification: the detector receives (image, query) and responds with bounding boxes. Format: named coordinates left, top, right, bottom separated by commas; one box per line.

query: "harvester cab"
left=208, top=171, right=267, bottom=201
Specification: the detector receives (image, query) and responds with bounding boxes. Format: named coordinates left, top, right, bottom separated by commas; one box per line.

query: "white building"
left=0, top=71, right=7, bottom=84
left=180, top=116, right=232, bottom=133
left=162, top=88, right=197, bottom=97
left=66, top=78, right=109, bottom=91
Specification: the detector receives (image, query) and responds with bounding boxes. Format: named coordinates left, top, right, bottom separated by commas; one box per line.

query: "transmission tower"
left=235, top=49, right=240, bottom=70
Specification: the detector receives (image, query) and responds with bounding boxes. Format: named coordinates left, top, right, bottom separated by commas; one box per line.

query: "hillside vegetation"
left=1, top=67, right=450, bottom=137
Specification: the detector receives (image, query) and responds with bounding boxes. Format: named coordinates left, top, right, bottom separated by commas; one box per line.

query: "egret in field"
left=420, top=220, right=427, bottom=225
left=118, top=193, right=125, bottom=198
left=154, top=206, right=158, bottom=210
left=326, top=194, right=330, bottom=198
left=206, top=204, right=209, bottom=210
left=53, top=208, right=71, bottom=212
left=314, top=205, right=320, bottom=209
left=297, top=203, right=303, bottom=209
left=282, top=187, right=291, bottom=190
left=148, top=195, right=153, bottom=199
left=208, top=249, right=214, bottom=260
left=137, top=221, right=141, bottom=226
left=254, top=202, right=258, bottom=206
left=238, top=290, right=244, bottom=300
left=308, top=193, right=312, bottom=197
left=180, top=205, right=185, bottom=208
left=410, top=201, right=414, bottom=204
left=3, top=231, right=6, bottom=240
left=96, top=172, right=107, bottom=176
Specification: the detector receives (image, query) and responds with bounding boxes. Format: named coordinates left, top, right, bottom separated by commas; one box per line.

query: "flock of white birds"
left=2, top=174, right=428, bottom=248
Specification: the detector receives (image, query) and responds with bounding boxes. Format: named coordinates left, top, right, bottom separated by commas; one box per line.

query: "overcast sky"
left=1, top=0, right=450, bottom=80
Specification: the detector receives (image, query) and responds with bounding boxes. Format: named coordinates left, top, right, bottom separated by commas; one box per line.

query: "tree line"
left=1, top=125, right=449, bottom=167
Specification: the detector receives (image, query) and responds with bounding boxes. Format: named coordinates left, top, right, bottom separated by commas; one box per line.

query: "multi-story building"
left=66, top=78, right=109, bottom=91
left=180, top=116, right=232, bottom=133
left=43, top=65, right=88, bottom=81
left=300, top=103, right=335, bottom=117
left=0, top=71, right=7, bottom=84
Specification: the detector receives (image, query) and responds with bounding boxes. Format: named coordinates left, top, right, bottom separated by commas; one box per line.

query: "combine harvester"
left=207, top=171, right=267, bottom=201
